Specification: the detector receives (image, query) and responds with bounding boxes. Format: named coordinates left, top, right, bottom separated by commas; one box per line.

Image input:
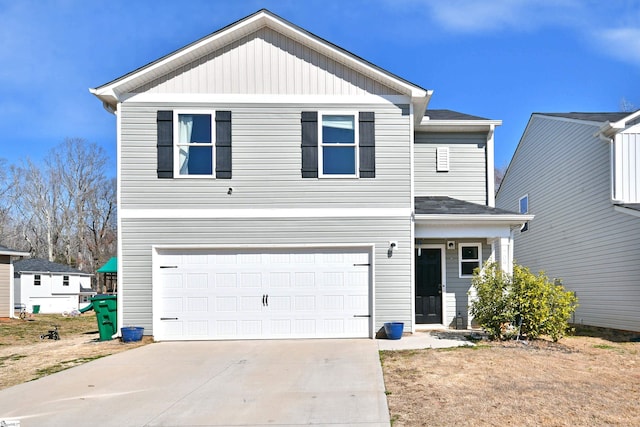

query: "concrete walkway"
left=0, top=339, right=389, bottom=427
left=377, top=330, right=478, bottom=351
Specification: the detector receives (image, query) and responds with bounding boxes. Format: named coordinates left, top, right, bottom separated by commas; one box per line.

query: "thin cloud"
left=592, top=27, right=640, bottom=68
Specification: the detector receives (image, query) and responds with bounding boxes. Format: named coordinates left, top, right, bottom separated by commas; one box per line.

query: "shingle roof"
left=537, top=112, right=630, bottom=123
left=415, top=196, right=519, bottom=215
left=14, top=258, right=92, bottom=276
left=424, top=109, right=491, bottom=121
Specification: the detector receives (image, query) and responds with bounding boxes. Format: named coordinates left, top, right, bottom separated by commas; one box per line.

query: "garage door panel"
left=155, top=248, right=371, bottom=340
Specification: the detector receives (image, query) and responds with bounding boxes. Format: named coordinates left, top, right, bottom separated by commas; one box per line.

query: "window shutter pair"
left=156, top=110, right=232, bottom=179
left=300, top=111, right=375, bottom=178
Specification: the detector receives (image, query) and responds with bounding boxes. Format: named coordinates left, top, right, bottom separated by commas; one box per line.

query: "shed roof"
left=424, top=109, right=490, bottom=121
left=97, top=257, right=117, bottom=274
left=14, top=258, right=92, bottom=276
left=415, top=196, right=518, bottom=215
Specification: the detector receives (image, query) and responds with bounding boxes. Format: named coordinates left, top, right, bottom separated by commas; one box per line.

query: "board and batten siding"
left=119, top=102, right=411, bottom=210
left=0, top=256, right=10, bottom=317
left=132, top=27, right=401, bottom=97
left=119, top=216, right=412, bottom=334
left=496, top=115, right=640, bottom=332
left=614, top=125, right=640, bottom=203
left=414, top=132, right=487, bottom=204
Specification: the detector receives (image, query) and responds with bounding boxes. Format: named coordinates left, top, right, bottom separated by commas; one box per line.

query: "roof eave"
left=416, top=119, right=502, bottom=133
left=0, top=250, right=30, bottom=257
left=415, top=214, right=534, bottom=225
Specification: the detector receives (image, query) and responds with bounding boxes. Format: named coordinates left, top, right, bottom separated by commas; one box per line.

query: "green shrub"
left=469, top=262, right=578, bottom=341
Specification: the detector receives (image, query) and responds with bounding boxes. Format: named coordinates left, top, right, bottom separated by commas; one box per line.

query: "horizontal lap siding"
left=414, top=132, right=487, bottom=204
left=496, top=116, right=640, bottom=332
left=120, top=217, right=412, bottom=334
left=120, top=102, right=411, bottom=209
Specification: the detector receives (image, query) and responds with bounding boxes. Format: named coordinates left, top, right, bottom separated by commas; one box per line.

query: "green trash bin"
left=32, top=305, right=40, bottom=314
left=90, top=295, right=117, bottom=341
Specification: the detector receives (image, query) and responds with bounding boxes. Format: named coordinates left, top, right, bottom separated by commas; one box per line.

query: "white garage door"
left=153, top=248, right=372, bottom=340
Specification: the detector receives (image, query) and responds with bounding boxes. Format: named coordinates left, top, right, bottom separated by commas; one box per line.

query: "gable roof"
left=91, top=9, right=431, bottom=121
left=13, top=258, right=93, bottom=276
left=537, top=112, right=630, bottom=123
left=0, top=245, right=30, bottom=257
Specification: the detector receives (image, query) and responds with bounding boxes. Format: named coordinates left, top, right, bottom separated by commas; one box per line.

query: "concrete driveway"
left=0, top=339, right=389, bottom=427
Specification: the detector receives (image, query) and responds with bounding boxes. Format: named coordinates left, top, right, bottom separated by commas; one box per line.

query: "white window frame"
left=173, top=110, right=216, bottom=178
left=519, top=194, right=529, bottom=232
left=459, top=243, right=482, bottom=278
left=318, top=111, right=359, bottom=178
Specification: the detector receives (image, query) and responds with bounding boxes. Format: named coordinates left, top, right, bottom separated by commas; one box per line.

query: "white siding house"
left=496, top=111, right=640, bottom=332
left=14, top=259, right=94, bottom=314
left=91, top=10, right=530, bottom=340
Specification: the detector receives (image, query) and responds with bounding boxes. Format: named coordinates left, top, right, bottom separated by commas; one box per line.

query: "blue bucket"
left=121, top=326, right=144, bottom=342
left=384, top=322, right=404, bottom=340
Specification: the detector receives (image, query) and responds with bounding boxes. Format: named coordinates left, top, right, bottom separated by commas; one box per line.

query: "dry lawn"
left=0, top=313, right=150, bottom=390
left=381, top=328, right=640, bottom=427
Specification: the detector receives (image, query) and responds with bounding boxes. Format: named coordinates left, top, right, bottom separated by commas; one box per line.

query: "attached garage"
left=152, top=247, right=373, bottom=341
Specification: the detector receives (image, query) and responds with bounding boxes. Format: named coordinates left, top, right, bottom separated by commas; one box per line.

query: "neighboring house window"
left=459, top=244, right=482, bottom=278
left=519, top=194, right=529, bottom=232
left=175, top=112, right=214, bottom=176
left=319, top=113, right=358, bottom=177
left=34, top=274, right=41, bottom=286
left=436, top=147, right=450, bottom=172
left=63, top=275, right=69, bottom=286
left=156, top=110, right=232, bottom=179
left=301, top=111, right=375, bottom=178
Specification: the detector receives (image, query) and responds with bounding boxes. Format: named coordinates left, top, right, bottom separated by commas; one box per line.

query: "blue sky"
left=1, top=0, right=638, bottom=175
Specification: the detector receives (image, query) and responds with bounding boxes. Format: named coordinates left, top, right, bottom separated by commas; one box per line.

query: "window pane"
left=179, top=114, right=211, bottom=143
left=519, top=196, right=528, bottom=214
left=323, top=146, right=356, bottom=175
left=179, top=146, right=212, bottom=175
left=322, top=115, right=354, bottom=144
left=461, top=246, right=478, bottom=260
left=461, top=261, right=478, bottom=275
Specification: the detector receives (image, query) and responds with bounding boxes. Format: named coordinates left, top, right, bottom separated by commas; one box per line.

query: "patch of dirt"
left=0, top=314, right=150, bottom=390
left=381, top=330, right=640, bottom=427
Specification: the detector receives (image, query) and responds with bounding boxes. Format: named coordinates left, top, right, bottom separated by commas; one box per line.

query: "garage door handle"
left=160, top=266, right=178, bottom=269
left=160, top=317, right=178, bottom=320
left=353, top=315, right=371, bottom=318
left=265, top=294, right=269, bottom=306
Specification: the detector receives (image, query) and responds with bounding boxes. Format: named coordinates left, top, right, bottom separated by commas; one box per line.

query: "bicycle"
left=40, top=325, right=60, bottom=340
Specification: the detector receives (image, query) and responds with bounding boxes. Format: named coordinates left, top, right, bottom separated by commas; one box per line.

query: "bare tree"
left=620, top=97, right=637, bottom=113
left=495, top=164, right=507, bottom=193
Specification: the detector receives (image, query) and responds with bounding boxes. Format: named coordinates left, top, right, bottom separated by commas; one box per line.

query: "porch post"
left=499, top=236, right=513, bottom=274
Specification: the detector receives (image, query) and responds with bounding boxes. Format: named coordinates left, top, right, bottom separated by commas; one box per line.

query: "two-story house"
left=496, top=111, right=640, bottom=332
left=91, top=9, right=530, bottom=340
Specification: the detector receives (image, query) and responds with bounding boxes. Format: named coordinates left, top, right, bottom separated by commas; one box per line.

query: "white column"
left=499, top=236, right=513, bottom=274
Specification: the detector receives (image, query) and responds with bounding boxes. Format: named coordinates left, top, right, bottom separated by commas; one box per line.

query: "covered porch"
left=412, top=197, right=533, bottom=330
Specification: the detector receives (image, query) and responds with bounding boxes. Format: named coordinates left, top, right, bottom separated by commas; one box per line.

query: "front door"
left=415, top=248, right=442, bottom=324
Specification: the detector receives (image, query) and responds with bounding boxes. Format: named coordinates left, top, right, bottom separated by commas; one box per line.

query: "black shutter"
left=216, top=111, right=232, bottom=179
left=301, top=111, right=318, bottom=178
left=359, top=112, right=375, bottom=178
left=157, top=110, right=173, bottom=178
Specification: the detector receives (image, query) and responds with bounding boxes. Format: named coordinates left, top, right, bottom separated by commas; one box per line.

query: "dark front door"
left=415, top=248, right=442, bottom=324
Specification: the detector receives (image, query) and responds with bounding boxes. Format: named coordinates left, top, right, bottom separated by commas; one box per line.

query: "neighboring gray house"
left=14, top=258, right=94, bottom=314
left=91, top=9, right=530, bottom=340
left=0, top=245, right=30, bottom=318
left=496, top=111, right=640, bottom=332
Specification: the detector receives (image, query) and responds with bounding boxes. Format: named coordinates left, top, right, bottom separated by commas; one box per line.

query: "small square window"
left=319, top=114, right=358, bottom=177
left=34, top=274, right=41, bottom=286
left=459, top=244, right=482, bottom=278
left=519, top=194, right=529, bottom=232
left=63, top=275, right=69, bottom=286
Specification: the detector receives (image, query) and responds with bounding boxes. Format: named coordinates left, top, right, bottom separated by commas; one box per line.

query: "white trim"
left=0, top=250, right=30, bottom=257
left=518, top=194, right=529, bottom=214
left=436, top=147, right=450, bottom=172
left=486, top=124, right=495, bottom=207
left=415, top=243, right=446, bottom=328
left=115, top=106, right=123, bottom=338
left=415, top=214, right=534, bottom=223
left=121, top=92, right=411, bottom=105
left=120, top=207, right=411, bottom=219
left=173, top=110, right=216, bottom=178
left=318, top=111, right=359, bottom=178
left=459, top=243, right=482, bottom=278
left=409, top=102, right=416, bottom=333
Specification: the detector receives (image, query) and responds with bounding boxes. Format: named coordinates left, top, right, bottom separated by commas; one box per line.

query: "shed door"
left=154, top=248, right=371, bottom=340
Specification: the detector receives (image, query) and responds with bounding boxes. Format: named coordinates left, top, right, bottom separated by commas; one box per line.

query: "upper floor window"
left=459, top=243, right=482, bottom=278
left=319, top=113, right=358, bottom=177
left=519, top=194, right=529, bottom=232
left=34, top=274, right=41, bottom=286
left=63, top=275, right=69, bottom=286
left=175, top=112, right=214, bottom=176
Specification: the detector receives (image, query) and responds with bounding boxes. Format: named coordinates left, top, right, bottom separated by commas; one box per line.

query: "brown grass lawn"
left=381, top=328, right=640, bottom=427
left=0, top=313, right=151, bottom=390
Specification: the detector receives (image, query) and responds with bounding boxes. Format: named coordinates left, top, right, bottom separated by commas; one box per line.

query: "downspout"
left=112, top=103, right=123, bottom=340
left=597, top=131, right=618, bottom=203
left=486, top=125, right=495, bottom=207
